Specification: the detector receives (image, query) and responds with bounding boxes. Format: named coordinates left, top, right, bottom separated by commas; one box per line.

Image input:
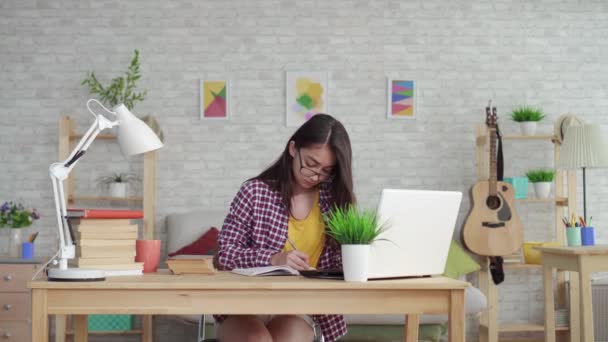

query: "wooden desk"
left=28, top=272, right=468, bottom=342
left=539, top=245, right=608, bottom=342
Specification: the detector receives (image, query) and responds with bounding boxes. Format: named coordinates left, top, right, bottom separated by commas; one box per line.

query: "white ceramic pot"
left=520, top=121, right=538, bottom=136
left=533, top=182, right=552, bottom=199
left=341, top=244, right=370, bottom=282
left=109, top=182, right=128, bottom=198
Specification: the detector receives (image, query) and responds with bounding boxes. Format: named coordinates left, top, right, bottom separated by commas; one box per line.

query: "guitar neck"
left=489, top=127, right=497, bottom=195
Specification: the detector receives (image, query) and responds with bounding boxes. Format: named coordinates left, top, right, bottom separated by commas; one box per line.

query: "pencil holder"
left=581, top=227, right=595, bottom=246
left=566, top=227, right=582, bottom=246
left=21, top=242, right=34, bottom=259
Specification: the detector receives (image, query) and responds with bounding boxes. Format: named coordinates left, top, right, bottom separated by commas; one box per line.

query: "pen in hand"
left=286, top=238, right=315, bottom=270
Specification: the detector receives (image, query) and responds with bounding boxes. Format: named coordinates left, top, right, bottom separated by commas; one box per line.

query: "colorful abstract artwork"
left=387, top=79, right=415, bottom=119
left=200, top=80, right=229, bottom=120
left=286, top=72, right=328, bottom=127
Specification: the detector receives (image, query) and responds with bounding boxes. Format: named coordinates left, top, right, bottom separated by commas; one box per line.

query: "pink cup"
left=135, top=239, right=161, bottom=273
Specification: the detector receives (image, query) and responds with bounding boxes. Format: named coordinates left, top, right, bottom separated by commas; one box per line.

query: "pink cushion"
left=168, top=227, right=219, bottom=257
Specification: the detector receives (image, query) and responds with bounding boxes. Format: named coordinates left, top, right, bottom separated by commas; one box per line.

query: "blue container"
left=88, top=315, right=132, bottom=331
left=21, top=242, right=34, bottom=259
left=504, top=177, right=529, bottom=199
left=581, top=227, right=595, bottom=246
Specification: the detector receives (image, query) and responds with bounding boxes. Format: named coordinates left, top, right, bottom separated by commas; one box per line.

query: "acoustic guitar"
left=463, top=103, right=523, bottom=256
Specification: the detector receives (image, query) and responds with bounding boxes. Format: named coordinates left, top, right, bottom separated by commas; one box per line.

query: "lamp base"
left=48, top=268, right=105, bottom=282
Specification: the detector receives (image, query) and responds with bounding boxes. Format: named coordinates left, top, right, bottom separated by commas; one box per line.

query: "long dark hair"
left=253, top=114, right=355, bottom=214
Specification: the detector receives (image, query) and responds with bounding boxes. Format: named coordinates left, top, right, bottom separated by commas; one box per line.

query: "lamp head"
left=113, top=104, right=163, bottom=156
left=557, top=124, right=608, bottom=169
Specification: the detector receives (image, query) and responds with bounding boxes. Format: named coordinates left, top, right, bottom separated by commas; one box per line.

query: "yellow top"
left=283, top=191, right=326, bottom=268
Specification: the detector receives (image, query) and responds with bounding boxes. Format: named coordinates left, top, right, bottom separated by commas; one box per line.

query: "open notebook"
left=232, top=265, right=299, bottom=276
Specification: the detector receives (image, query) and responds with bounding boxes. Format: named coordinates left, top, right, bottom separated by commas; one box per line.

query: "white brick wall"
left=2, top=0, right=608, bottom=340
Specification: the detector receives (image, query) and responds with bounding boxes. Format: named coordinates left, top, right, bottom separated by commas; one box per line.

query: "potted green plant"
left=96, top=172, right=140, bottom=198
left=81, top=49, right=164, bottom=141
left=0, top=201, right=40, bottom=257
left=324, top=205, right=389, bottom=282
left=511, top=106, right=545, bottom=136
left=526, top=168, right=555, bottom=199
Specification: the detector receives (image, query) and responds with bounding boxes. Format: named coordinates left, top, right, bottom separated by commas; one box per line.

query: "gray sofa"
left=165, top=210, right=486, bottom=341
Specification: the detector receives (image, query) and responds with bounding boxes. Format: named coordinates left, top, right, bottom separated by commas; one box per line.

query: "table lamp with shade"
left=557, top=123, right=608, bottom=221
left=48, top=99, right=163, bottom=281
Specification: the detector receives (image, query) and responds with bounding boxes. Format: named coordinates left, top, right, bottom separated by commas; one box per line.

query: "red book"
left=66, top=208, right=144, bottom=219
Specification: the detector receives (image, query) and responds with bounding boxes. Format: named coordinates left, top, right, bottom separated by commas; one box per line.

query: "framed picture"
left=200, top=79, right=230, bottom=120
left=387, top=78, right=415, bottom=119
left=286, top=71, right=328, bottom=127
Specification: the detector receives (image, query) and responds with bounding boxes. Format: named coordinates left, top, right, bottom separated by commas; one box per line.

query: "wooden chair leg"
left=404, top=314, right=419, bottom=342
left=142, top=315, right=153, bottom=342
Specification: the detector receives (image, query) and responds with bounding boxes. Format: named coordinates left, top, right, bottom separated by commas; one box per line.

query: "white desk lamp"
left=48, top=99, right=163, bottom=281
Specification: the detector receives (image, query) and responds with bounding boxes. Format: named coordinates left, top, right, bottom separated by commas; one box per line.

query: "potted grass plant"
left=96, top=172, right=140, bottom=198
left=526, top=168, right=555, bottom=199
left=511, top=106, right=545, bottom=136
left=324, top=205, right=389, bottom=282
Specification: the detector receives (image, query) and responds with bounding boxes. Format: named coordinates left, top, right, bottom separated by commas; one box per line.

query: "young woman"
left=214, top=114, right=355, bottom=342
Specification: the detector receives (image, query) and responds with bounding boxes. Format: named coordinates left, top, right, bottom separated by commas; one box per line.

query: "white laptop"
left=367, top=189, right=462, bottom=280
left=300, top=188, right=462, bottom=280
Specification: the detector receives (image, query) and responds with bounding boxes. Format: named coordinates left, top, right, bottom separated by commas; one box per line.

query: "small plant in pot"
left=324, top=205, right=389, bottom=282
left=511, top=106, right=545, bottom=136
left=96, top=172, right=140, bottom=198
left=526, top=169, right=555, bottom=199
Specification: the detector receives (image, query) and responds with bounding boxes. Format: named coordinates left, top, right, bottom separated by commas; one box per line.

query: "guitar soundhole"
left=486, top=195, right=501, bottom=210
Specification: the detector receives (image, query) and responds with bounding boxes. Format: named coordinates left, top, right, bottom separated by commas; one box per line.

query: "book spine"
left=67, top=209, right=144, bottom=219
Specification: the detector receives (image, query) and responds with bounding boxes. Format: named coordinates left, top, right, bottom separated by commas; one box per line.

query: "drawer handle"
left=2, top=304, right=11, bottom=311
left=2, top=332, right=10, bottom=339
left=3, top=275, right=12, bottom=282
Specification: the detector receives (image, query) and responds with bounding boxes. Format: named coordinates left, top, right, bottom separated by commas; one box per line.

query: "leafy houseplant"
left=511, top=106, right=546, bottom=136
left=96, top=172, right=140, bottom=198
left=526, top=169, right=555, bottom=199
left=81, top=49, right=164, bottom=141
left=324, top=205, right=389, bottom=282
left=1, top=201, right=40, bottom=257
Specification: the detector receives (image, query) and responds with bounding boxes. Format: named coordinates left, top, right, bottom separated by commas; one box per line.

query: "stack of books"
left=67, top=209, right=144, bottom=276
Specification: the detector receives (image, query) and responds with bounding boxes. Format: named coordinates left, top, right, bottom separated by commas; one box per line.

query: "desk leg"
left=543, top=264, right=556, bottom=342
left=448, top=289, right=465, bottom=342
left=32, top=289, right=49, bottom=342
left=55, top=315, right=67, bottom=342
left=569, top=273, right=580, bottom=342
left=404, top=314, right=419, bottom=342
left=73, top=315, right=88, bottom=342
left=579, top=261, right=594, bottom=342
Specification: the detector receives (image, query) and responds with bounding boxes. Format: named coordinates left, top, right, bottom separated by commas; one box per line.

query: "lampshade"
left=113, top=104, right=163, bottom=156
left=557, top=124, right=608, bottom=169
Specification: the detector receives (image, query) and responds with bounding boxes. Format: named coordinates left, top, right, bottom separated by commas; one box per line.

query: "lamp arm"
left=49, top=114, right=118, bottom=270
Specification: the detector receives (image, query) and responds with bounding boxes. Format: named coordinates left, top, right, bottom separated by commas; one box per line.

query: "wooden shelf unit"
left=474, top=125, right=577, bottom=342
left=56, top=115, right=155, bottom=342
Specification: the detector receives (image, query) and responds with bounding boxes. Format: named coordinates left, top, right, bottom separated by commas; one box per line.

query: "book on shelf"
left=76, top=245, right=136, bottom=258
left=70, top=260, right=143, bottom=270
left=74, top=257, right=136, bottom=267
left=72, top=223, right=138, bottom=234
left=66, top=208, right=144, bottom=219
left=166, top=255, right=216, bottom=275
left=76, top=239, right=136, bottom=247
left=231, top=265, right=299, bottom=277
left=68, top=218, right=134, bottom=226
left=75, top=231, right=138, bottom=240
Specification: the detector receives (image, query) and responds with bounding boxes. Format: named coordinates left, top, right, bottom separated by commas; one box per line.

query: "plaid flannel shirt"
left=213, top=179, right=347, bottom=342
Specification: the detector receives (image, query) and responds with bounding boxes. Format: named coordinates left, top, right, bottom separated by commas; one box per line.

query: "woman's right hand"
left=270, top=250, right=311, bottom=270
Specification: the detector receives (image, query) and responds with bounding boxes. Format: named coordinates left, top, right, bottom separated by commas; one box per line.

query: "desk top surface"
left=536, top=244, right=608, bottom=256
left=28, top=271, right=468, bottom=290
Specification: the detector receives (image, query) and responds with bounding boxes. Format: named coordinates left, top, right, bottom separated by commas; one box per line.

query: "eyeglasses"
left=297, top=150, right=333, bottom=181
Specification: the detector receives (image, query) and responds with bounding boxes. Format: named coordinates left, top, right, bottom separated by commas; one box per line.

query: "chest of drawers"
left=0, top=259, right=42, bottom=342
